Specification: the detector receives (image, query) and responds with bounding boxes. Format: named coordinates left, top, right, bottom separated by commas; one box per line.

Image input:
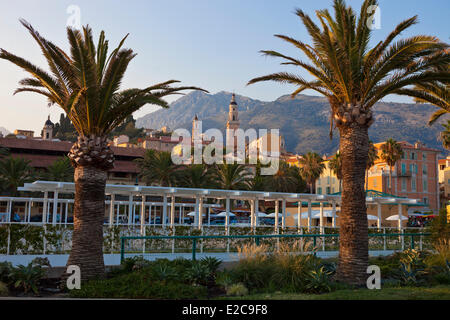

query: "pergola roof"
left=17, top=181, right=420, bottom=205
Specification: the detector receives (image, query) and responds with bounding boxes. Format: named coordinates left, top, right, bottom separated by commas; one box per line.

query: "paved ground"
left=0, top=250, right=399, bottom=267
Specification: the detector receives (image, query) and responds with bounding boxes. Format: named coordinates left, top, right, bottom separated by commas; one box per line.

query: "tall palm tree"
left=365, top=141, right=379, bottom=190
left=177, top=164, right=213, bottom=189
left=136, top=150, right=181, bottom=187
left=247, top=0, right=448, bottom=284
left=328, top=151, right=342, bottom=192
left=0, top=21, right=205, bottom=280
left=299, top=152, right=325, bottom=194
left=213, top=163, right=252, bottom=191
left=44, top=156, right=74, bottom=182
left=0, top=157, right=34, bottom=196
left=380, top=139, right=403, bottom=194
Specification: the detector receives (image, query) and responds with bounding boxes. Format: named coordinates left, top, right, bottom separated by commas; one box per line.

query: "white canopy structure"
left=367, top=215, right=379, bottom=220
left=11, top=180, right=422, bottom=232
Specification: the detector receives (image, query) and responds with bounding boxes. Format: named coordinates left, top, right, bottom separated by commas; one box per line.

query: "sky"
left=0, top=0, right=449, bottom=134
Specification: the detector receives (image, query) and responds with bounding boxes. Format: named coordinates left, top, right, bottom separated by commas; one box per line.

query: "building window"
left=423, top=165, right=428, bottom=175
left=423, top=180, right=428, bottom=192
left=327, top=176, right=330, bottom=185
left=317, top=179, right=321, bottom=186
left=326, top=187, right=330, bottom=194
left=401, top=178, right=407, bottom=191
left=401, top=163, right=406, bottom=175
left=423, top=152, right=427, bottom=161
left=411, top=152, right=416, bottom=160
left=423, top=197, right=428, bottom=204
left=412, top=178, right=416, bottom=191
left=318, top=187, right=322, bottom=194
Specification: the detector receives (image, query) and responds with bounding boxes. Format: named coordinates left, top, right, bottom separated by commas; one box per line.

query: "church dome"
left=44, top=116, right=54, bottom=128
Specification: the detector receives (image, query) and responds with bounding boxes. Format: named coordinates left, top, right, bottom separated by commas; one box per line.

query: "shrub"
left=0, top=281, right=8, bottom=296
left=305, top=266, right=332, bottom=294
left=226, top=283, right=248, bottom=296
left=185, top=262, right=211, bottom=286
left=9, top=263, right=45, bottom=295
left=0, top=261, right=13, bottom=283
left=200, top=257, right=222, bottom=275
left=70, top=271, right=207, bottom=299
left=31, top=257, right=51, bottom=268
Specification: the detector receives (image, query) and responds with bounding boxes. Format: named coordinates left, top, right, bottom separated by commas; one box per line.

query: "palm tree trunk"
left=66, top=165, right=107, bottom=281
left=389, top=166, right=393, bottom=194
left=337, top=124, right=369, bottom=286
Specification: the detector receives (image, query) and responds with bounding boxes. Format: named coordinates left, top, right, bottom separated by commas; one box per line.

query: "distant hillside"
left=136, top=91, right=448, bottom=156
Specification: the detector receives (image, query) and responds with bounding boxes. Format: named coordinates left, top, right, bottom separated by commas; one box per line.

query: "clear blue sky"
left=0, top=0, right=448, bottom=133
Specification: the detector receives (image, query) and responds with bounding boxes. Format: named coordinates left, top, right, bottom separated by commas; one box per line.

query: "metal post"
left=332, top=200, right=336, bottom=228
left=162, top=194, right=168, bottom=226
left=52, top=191, right=58, bottom=226
left=198, top=197, right=203, bottom=230
left=170, top=195, right=175, bottom=227
left=140, top=195, right=145, bottom=235
left=255, top=199, right=259, bottom=227
left=274, top=200, right=279, bottom=234
left=128, top=195, right=133, bottom=225
left=109, top=194, right=115, bottom=227
left=297, top=199, right=302, bottom=232
left=319, top=201, right=324, bottom=234
left=194, top=196, right=199, bottom=227
left=377, top=202, right=382, bottom=229
left=226, top=197, right=230, bottom=252
left=307, top=200, right=312, bottom=231
left=281, top=199, right=286, bottom=230
left=42, top=191, right=48, bottom=224
left=250, top=199, right=255, bottom=230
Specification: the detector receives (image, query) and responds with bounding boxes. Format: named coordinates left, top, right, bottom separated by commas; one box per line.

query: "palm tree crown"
left=299, top=152, right=325, bottom=193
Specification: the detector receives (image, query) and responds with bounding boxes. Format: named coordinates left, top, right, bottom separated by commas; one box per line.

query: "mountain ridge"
left=136, top=91, right=448, bottom=156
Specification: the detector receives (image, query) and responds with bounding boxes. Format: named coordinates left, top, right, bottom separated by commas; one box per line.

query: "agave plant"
left=0, top=20, right=205, bottom=280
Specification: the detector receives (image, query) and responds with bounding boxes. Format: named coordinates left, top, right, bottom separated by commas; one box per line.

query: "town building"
left=13, top=129, right=34, bottom=138
left=366, top=141, right=440, bottom=211
left=315, top=155, right=341, bottom=195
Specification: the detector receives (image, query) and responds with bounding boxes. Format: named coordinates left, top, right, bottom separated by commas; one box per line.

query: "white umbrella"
left=256, top=212, right=267, bottom=217
left=293, top=210, right=338, bottom=219
left=216, top=211, right=236, bottom=217
left=187, top=211, right=206, bottom=217
left=367, top=215, right=379, bottom=220
left=386, top=214, right=408, bottom=221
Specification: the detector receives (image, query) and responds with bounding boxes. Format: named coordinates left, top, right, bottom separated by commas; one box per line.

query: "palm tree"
left=136, top=150, right=181, bottom=187
left=299, top=152, right=325, bottom=194
left=0, top=21, right=205, bottom=280
left=247, top=0, right=448, bottom=284
left=177, top=164, right=213, bottom=189
left=441, top=121, right=450, bottom=150
left=328, top=151, right=342, bottom=192
left=395, top=61, right=449, bottom=125
left=44, top=157, right=74, bottom=182
left=265, top=161, right=300, bottom=193
left=0, top=148, right=9, bottom=158
left=380, top=139, right=403, bottom=194
left=213, top=163, right=252, bottom=191
left=365, top=141, right=379, bottom=190
left=0, top=157, right=34, bottom=196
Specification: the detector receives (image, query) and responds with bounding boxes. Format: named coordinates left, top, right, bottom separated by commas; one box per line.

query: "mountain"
left=136, top=91, right=448, bottom=156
